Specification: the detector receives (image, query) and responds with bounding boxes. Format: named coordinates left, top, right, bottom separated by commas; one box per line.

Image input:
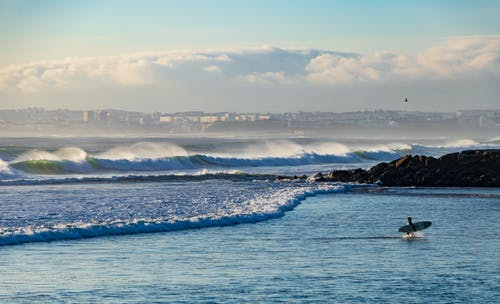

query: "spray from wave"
left=431, top=139, right=480, bottom=148
left=14, top=147, right=88, bottom=162
left=0, top=159, right=10, bottom=173
left=3, top=139, right=498, bottom=176
left=95, top=142, right=188, bottom=160
left=0, top=159, right=16, bottom=179
left=4, top=141, right=404, bottom=175
left=487, top=135, right=500, bottom=143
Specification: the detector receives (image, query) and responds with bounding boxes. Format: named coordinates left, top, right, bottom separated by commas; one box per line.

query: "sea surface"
left=1, top=136, right=499, bottom=303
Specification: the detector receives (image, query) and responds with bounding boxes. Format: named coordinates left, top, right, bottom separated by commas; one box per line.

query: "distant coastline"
left=0, top=108, right=499, bottom=137
left=310, top=150, right=500, bottom=187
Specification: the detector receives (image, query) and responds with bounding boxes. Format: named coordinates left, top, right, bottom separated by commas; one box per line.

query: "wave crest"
left=432, top=139, right=480, bottom=148
left=95, top=142, right=188, bottom=160
left=0, top=183, right=348, bottom=246
left=14, top=147, right=87, bottom=162
left=0, top=159, right=10, bottom=173
left=3, top=141, right=406, bottom=175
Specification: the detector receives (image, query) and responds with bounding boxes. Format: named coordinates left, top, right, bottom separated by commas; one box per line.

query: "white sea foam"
left=194, top=169, right=244, bottom=176
left=0, top=182, right=348, bottom=246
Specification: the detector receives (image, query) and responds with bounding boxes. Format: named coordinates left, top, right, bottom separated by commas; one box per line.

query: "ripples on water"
left=1, top=137, right=499, bottom=302
left=1, top=187, right=498, bottom=303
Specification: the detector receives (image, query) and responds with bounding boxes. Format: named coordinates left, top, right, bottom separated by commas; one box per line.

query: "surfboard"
left=398, top=221, right=432, bottom=233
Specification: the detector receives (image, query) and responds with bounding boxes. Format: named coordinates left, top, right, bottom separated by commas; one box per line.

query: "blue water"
left=1, top=137, right=499, bottom=303
left=1, top=187, right=499, bottom=303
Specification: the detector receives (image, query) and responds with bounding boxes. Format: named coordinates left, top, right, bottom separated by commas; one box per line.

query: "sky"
left=0, top=0, right=499, bottom=113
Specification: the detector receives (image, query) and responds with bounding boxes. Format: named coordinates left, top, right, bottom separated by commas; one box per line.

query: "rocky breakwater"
left=320, top=149, right=500, bottom=187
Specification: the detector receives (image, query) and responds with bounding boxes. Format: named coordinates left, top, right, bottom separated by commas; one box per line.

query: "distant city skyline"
left=1, top=107, right=498, bottom=138
left=1, top=1, right=499, bottom=112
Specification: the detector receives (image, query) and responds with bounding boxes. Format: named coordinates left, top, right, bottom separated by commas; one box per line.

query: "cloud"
left=416, top=36, right=500, bottom=77
left=306, top=54, right=381, bottom=83
left=238, top=71, right=289, bottom=85
left=0, top=51, right=235, bottom=93
left=0, top=36, right=499, bottom=95
left=305, top=35, right=500, bottom=84
left=203, top=65, right=222, bottom=73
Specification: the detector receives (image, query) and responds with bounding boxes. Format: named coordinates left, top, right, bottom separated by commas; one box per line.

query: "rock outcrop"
left=324, top=149, right=500, bottom=187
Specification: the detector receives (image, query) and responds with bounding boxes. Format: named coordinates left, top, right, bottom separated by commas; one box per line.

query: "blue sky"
left=2, top=0, right=499, bottom=64
left=0, top=0, right=499, bottom=112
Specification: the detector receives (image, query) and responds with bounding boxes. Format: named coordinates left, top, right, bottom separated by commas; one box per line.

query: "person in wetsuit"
left=407, top=217, right=417, bottom=235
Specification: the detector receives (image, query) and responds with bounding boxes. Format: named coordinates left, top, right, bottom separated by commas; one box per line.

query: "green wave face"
left=85, top=156, right=103, bottom=169
left=11, top=160, right=65, bottom=175
left=354, top=150, right=368, bottom=159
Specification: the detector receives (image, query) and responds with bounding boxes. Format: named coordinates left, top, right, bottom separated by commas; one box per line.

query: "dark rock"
left=423, top=157, right=438, bottom=168
left=395, top=155, right=411, bottom=168
left=321, top=149, right=500, bottom=187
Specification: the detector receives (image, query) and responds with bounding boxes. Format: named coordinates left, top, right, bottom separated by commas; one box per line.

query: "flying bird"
left=404, top=98, right=408, bottom=102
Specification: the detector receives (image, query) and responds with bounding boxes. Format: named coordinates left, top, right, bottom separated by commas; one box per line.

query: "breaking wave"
left=0, top=183, right=348, bottom=246
left=2, top=139, right=498, bottom=176
left=14, top=147, right=88, bottom=162
left=6, top=152, right=388, bottom=175
left=3, top=142, right=403, bottom=175
left=0, top=159, right=10, bottom=172
left=94, top=142, right=188, bottom=160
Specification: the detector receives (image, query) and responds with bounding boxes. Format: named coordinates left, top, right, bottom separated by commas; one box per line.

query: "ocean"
left=1, top=136, right=499, bottom=303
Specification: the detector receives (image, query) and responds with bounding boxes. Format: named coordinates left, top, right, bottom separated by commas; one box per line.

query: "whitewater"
left=1, top=136, right=499, bottom=246
left=1, top=136, right=500, bottom=303
left=2, top=137, right=494, bottom=180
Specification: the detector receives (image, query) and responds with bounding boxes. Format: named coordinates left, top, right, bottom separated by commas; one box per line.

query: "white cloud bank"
left=0, top=51, right=231, bottom=92
left=306, top=36, right=500, bottom=83
left=0, top=36, right=499, bottom=111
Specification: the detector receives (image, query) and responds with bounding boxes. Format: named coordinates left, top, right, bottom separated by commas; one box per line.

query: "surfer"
left=398, top=218, right=432, bottom=236
left=407, top=217, right=417, bottom=235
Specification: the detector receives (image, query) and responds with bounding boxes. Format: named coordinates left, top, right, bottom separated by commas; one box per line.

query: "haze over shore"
left=0, top=107, right=499, bottom=138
